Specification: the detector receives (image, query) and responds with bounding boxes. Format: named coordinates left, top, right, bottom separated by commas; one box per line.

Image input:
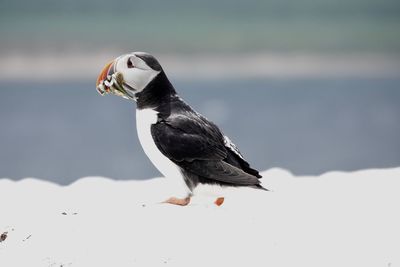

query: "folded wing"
left=151, top=114, right=262, bottom=186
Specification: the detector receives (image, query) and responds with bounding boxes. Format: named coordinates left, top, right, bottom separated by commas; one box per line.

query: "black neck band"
left=135, top=71, right=176, bottom=110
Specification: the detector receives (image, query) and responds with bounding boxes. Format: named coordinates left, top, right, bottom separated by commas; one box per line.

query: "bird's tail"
left=253, top=184, right=269, bottom=191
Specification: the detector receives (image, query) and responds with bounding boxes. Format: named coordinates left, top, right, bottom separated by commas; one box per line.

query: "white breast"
left=136, top=108, right=190, bottom=195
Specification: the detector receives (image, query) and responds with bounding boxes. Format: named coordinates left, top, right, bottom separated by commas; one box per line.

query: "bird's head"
left=96, top=52, right=163, bottom=100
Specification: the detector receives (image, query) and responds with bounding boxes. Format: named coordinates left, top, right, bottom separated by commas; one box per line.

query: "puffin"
left=96, top=52, right=266, bottom=206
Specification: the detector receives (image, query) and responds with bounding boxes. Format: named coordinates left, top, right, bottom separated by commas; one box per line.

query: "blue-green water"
left=1, top=0, right=399, bottom=53
left=0, top=78, right=399, bottom=184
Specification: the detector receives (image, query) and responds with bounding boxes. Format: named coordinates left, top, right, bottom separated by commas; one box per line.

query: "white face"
left=96, top=52, right=161, bottom=100
left=114, top=53, right=161, bottom=93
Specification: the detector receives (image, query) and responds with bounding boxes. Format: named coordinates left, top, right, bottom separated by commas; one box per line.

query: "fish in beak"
left=96, top=60, right=115, bottom=95
left=96, top=59, right=135, bottom=100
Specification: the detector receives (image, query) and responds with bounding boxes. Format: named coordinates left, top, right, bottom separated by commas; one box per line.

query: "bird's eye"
left=127, top=58, right=135, bottom=68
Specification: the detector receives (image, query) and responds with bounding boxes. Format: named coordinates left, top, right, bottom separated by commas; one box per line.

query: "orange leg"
left=163, top=196, right=191, bottom=206
left=214, top=197, right=225, bottom=206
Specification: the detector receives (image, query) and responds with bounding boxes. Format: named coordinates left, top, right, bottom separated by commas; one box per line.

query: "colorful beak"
left=96, top=60, right=115, bottom=95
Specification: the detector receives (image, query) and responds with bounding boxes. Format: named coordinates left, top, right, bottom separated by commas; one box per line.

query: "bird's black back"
left=136, top=69, right=264, bottom=190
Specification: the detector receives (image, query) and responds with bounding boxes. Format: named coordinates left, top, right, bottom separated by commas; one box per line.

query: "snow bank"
left=1, top=168, right=399, bottom=267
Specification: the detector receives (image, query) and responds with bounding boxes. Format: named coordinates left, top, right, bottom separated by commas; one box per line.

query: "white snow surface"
left=1, top=168, right=399, bottom=267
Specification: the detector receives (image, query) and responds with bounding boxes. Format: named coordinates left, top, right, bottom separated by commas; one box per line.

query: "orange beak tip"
left=96, top=60, right=115, bottom=90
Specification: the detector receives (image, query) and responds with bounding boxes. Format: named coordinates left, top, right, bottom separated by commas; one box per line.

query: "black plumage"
left=135, top=55, right=265, bottom=191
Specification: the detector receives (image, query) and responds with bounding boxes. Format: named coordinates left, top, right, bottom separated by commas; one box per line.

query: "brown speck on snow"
left=0, top=232, right=8, bottom=242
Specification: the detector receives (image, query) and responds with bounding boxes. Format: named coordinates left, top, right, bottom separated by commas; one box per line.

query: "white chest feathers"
left=136, top=108, right=188, bottom=193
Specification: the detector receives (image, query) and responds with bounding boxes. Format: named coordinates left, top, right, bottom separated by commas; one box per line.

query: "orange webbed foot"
left=214, top=197, right=225, bottom=206
left=163, top=197, right=191, bottom=206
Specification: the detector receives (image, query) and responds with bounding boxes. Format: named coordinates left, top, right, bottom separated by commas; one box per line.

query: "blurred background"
left=0, top=0, right=399, bottom=184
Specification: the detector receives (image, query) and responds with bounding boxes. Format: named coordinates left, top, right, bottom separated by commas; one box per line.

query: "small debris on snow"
left=22, top=234, right=32, bottom=242
left=61, top=212, right=78, bottom=215
left=0, top=232, right=8, bottom=242
left=43, top=257, right=72, bottom=267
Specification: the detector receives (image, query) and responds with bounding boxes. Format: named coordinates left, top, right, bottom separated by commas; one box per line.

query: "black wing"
left=151, top=113, right=262, bottom=186
left=223, top=136, right=262, bottom=178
